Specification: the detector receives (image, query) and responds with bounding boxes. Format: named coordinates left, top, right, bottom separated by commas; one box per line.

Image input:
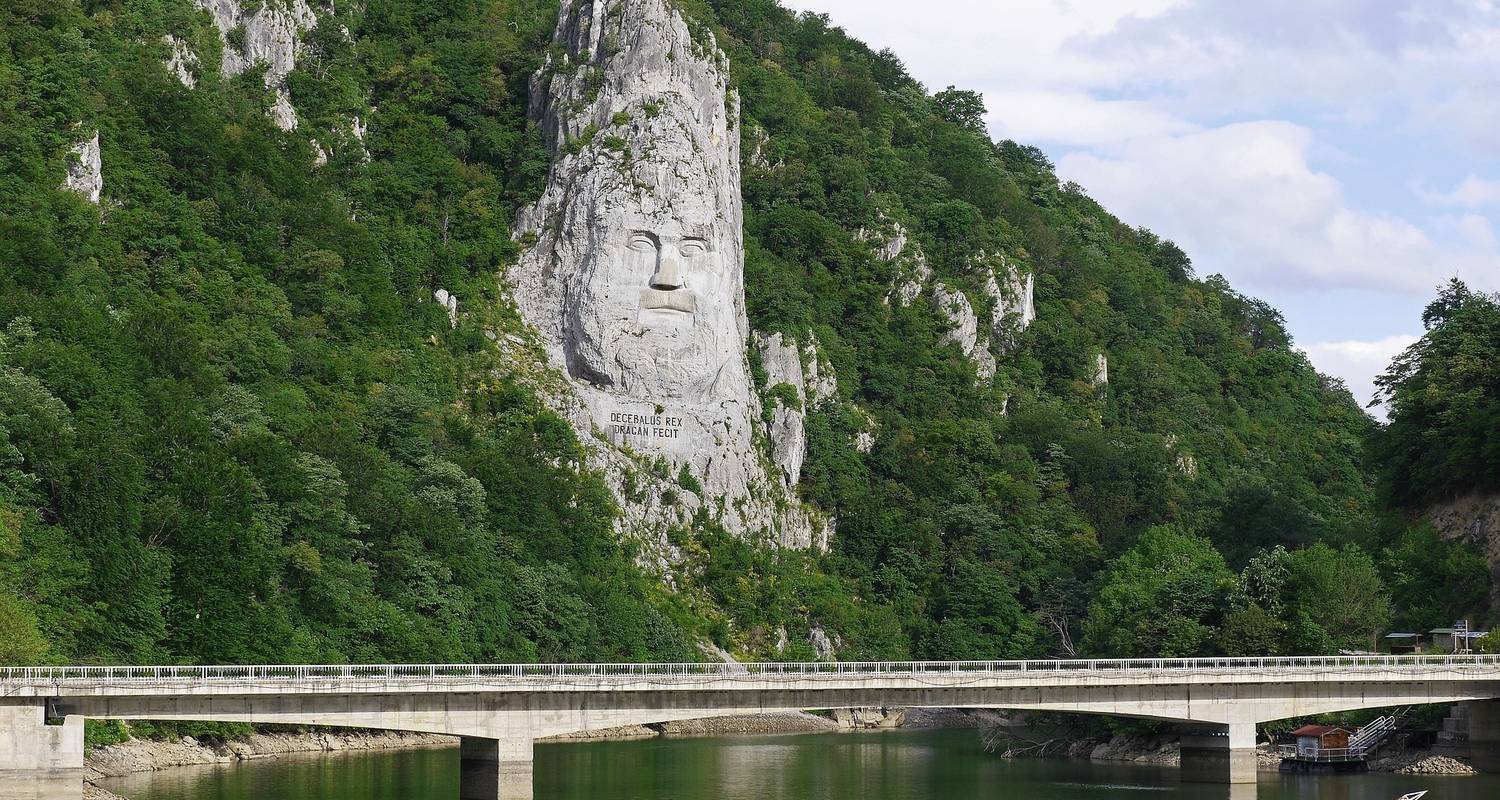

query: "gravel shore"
left=1368, top=752, right=1476, bottom=775
left=85, top=728, right=455, bottom=796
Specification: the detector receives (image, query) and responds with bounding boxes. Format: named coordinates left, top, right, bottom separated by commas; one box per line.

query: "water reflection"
left=0, top=774, right=81, bottom=800
left=98, top=731, right=1492, bottom=800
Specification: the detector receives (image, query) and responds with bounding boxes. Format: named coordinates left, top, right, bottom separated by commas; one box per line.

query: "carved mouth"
left=640, top=288, right=698, bottom=313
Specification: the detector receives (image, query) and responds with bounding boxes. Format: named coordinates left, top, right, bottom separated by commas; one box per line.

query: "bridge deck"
left=5, top=655, right=1500, bottom=698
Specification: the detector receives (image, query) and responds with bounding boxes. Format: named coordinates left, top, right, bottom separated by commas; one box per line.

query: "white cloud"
left=1302, top=334, right=1420, bottom=416
left=789, top=0, right=1500, bottom=154
left=782, top=0, right=1500, bottom=346
left=983, top=90, right=1195, bottom=147
left=1057, top=122, right=1500, bottom=294
left=1420, top=175, right=1500, bottom=207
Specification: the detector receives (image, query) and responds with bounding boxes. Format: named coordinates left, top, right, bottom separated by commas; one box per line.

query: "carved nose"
left=650, top=256, right=682, bottom=289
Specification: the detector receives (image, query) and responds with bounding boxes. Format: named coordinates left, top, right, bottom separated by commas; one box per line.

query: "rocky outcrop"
left=808, top=626, right=839, bottom=661
left=510, top=0, right=825, bottom=551
left=163, top=35, right=199, bottom=88
left=933, top=284, right=996, bottom=381
left=985, top=259, right=1035, bottom=346
left=887, top=246, right=931, bottom=308
left=541, top=724, right=658, bottom=741
left=802, top=334, right=838, bottom=407
left=745, top=123, right=772, bottom=170
left=1092, top=352, right=1109, bottom=387
left=1165, top=434, right=1198, bottom=478
left=1428, top=492, right=1500, bottom=610
left=62, top=130, right=102, bottom=204
left=433, top=288, right=459, bottom=328
left=829, top=707, right=905, bottom=730
left=852, top=407, right=877, bottom=453
left=1380, top=754, right=1476, bottom=775
left=657, top=712, right=838, bottom=736
left=86, top=729, right=454, bottom=781
left=755, top=332, right=807, bottom=486
left=861, top=216, right=932, bottom=306
left=195, top=0, right=319, bottom=130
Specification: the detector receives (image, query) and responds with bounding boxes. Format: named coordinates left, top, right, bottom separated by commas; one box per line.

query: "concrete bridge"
left=6, top=655, right=1500, bottom=798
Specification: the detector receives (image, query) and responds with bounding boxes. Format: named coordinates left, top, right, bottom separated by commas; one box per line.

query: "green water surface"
left=96, top=729, right=1494, bottom=800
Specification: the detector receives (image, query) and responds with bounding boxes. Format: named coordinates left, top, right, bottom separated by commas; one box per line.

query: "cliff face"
left=194, top=0, right=318, bottom=130
left=62, top=130, right=102, bottom=204
left=511, top=0, right=825, bottom=551
left=1430, top=492, right=1500, bottom=609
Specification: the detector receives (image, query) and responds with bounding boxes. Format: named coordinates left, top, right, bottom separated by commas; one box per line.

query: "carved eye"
left=679, top=239, right=708, bottom=258
left=628, top=233, right=657, bottom=252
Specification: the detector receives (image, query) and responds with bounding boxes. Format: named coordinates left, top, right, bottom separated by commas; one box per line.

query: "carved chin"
left=640, top=288, right=698, bottom=314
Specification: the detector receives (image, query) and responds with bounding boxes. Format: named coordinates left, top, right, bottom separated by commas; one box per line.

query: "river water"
left=98, top=729, right=1496, bottom=800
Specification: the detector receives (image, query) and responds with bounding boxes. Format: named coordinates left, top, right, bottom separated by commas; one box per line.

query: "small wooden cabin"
left=1291, top=725, right=1351, bottom=757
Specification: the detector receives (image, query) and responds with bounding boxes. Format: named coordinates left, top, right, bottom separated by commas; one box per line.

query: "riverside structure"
left=6, top=655, right=1500, bottom=798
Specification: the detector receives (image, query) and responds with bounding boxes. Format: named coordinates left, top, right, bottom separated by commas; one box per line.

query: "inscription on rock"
left=600, top=402, right=689, bottom=450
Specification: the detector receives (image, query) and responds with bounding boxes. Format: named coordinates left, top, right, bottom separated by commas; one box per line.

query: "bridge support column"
left=460, top=736, right=533, bottom=800
left=0, top=698, right=83, bottom=798
left=1179, top=723, right=1257, bottom=784
left=1466, top=700, right=1500, bottom=772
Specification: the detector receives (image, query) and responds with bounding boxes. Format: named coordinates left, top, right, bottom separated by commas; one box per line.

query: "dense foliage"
left=1373, top=279, right=1500, bottom=507
left=0, top=0, right=1489, bottom=669
left=687, top=0, right=1467, bottom=658
left=0, top=0, right=709, bottom=666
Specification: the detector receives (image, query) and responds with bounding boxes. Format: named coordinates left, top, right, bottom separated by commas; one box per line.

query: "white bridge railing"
left=3, top=654, right=1499, bottom=684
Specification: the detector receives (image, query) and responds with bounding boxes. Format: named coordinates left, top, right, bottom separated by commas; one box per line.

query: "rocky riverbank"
left=85, top=729, right=455, bottom=796
left=982, top=726, right=1281, bottom=768
left=981, top=718, right=1478, bottom=775
left=1368, top=751, right=1477, bottom=775
left=541, top=706, right=993, bottom=741
left=86, top=707, right=988, bottom=795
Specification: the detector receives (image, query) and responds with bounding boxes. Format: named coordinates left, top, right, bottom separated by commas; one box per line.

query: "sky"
left=782, top=0, right=1500, bottom=414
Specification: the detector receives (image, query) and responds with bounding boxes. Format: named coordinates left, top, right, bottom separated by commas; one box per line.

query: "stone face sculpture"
left=511, top=0, right=824, bottom=549
left=562, top=218, right=739, bottom=411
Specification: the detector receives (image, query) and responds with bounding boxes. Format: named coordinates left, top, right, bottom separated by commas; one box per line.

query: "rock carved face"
left=562, top=207, right=741, bottom=404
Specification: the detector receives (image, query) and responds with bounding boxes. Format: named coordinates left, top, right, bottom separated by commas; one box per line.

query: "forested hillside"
left=0, top=0, right=1487, bottom=667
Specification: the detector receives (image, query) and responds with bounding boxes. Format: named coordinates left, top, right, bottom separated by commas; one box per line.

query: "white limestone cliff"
left=802, top=334, right=838, bottom=408
left=933, top=284, right=996, bottom=381
left=1093, top=352, right=1109, bottom=387
left=986, top=258, right=1035, bottom=345
left=852, top=406, right=878, bottom=453
left=1164, top=434, right=1198, bottom=478
left=195, top=0, right=318, bottom=131
left=433, top=289, right=459, bottom=329
left=62, top=131, right=102, bottom=205
left=862, top=216, right=931, bottom=307
left=808, top=626, right=840, bottom=661
left=510, top=0, right=826, bottom=551
left=754, top=332, right=807, bottom=486
left=163, top=35, right=199, bottom=88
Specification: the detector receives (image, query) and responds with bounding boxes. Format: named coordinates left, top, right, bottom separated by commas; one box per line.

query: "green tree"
left=1285, top=543, right=1390, bottom=653
left=0, top=593, right=48, bottom=664
left=1082, top=527, right=1235, bottom=657
left=932, top=86, right=987, bottom=133
left=1373, top=280, right=1500, bottom=506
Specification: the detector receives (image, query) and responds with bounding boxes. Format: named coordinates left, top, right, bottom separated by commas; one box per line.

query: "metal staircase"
left=1348, top=713, right=1400, bottom=756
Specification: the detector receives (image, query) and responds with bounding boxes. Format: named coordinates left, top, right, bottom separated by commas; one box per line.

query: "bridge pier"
left=1179, top=722, right=1257, bottom=785
left=0, top=699, right=83, bottom=799
left=460, top=736, right=533, bottom=800
left=1466, top=700, right=1500, bottom=772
